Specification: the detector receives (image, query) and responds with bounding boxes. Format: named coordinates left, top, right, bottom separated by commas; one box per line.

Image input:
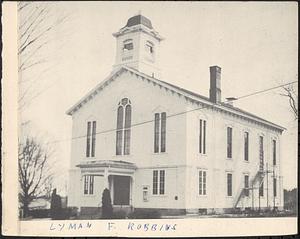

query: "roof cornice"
left=112, top=25, right=164, bottom=41
left=66, top=66, right=285, bottom=133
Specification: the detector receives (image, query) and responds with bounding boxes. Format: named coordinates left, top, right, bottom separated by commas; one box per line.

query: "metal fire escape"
left=234, top=148, right=274, bottom=210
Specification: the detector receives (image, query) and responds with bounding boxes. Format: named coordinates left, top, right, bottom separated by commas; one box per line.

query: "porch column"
left=104, top=167, right=109, bottom=189
left=130, top=177, right=134, bottom=207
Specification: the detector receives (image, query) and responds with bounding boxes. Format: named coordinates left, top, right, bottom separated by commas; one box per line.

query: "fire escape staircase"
left=233, top=170, right=265, bottom=208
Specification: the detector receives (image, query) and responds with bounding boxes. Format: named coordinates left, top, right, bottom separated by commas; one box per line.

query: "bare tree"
left=280, top=84, right=298, bottom=120
left=18, top=136, right=53, bottom=218
left=18, top=1, right=68, bottom=111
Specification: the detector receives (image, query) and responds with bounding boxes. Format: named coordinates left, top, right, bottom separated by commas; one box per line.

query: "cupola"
left=112, top=14, right=164, bottom=78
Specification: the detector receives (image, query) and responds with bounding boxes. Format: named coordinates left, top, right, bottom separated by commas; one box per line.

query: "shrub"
left=50, top=189, right=62, bottom=220
left=28, top=209, right=50, bottom=218
left=101, top=188, right=113, bottom=219
left=128, top=209, right=161, bottom=219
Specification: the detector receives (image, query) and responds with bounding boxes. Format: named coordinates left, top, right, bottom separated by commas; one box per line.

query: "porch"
left=76, top=160, right=137, bottom=208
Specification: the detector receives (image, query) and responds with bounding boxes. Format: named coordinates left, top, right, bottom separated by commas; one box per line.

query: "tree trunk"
left=23, top=201, right=29, bottom=218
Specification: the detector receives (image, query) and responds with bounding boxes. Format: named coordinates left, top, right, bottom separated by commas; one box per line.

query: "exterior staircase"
left=233, top=170, right=265, bottom=208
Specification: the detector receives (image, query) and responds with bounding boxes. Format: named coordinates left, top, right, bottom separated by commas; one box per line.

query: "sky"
left=19, top=2, right=298, bottom=195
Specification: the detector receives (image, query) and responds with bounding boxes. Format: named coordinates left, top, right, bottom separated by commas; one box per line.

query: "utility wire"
left=46, top=80, right=298, bottom=145
left=235, top=81, right=298, bottom=100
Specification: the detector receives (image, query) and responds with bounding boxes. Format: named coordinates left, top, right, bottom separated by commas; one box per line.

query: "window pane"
left=199, top=171, right=202, bottom=195
left=146, top=44, right=154, bottom=54
left=124, top=105, right=131, bottom=155
left=154, top=113, right=160, bottom=153
left=259, top=181, right=264, bottom=197
left=117, top=106, right=124, bottom=130
left=227, top=173, right=232, bottom=196
left=89, top=176, right=94, bottom=194
left=116, top=106, right=124, bottom=155
left=203, top=120, right=206, bottom=154
left=273, top=178, right=277, bottom=197
left=84, top=176, right=88, bottom=194
left=203, top=171, right=206, bottom=195
left=91, top=121, right=96, bottom=157
left=153, top=170, right=158, bottom=194
left=244, top=175, right=249, bottom=196
left=199, top=120, right=202, bottom=153
left=123, top=42, right=133, bottom=51
left=161, top=112, right=166, bottom=152
left=273, top=140, right=276, bottom=166
left=227, top=127, right=232, bottom=158
left=121, top=98, right=128, bottom=106
left=159, top=170, right=165, bottom=195
left=86, top=122, right=91, bottom=157
left=259, top=136, right=264, bottom=171
left=244, top=132, right=249, bottom=161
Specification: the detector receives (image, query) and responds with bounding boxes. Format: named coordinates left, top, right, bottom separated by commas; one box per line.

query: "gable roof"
left=66, top=66, right=285, bottom=132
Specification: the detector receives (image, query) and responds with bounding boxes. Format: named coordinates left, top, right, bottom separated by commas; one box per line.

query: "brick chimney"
left=209, top=66, right=221, bottom=103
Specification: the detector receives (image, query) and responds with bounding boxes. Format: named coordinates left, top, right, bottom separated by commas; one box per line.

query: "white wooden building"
left=67, top=14, right=284, bottom=215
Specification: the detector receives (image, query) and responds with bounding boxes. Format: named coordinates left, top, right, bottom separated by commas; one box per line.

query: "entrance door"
left=113, top=175, right=130, bottom=205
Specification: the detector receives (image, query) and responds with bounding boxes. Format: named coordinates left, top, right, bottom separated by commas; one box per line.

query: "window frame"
left=116, top=98, right=132, bottom=156
left=154, top=112, right=167, bottom=153
left=86, top=120, right=96, bottom=158
left=199, top=119, right=207, bottom=155
left=259, top=135, right=264, bottom=171
left=227, top=173, right=233, bottom=197
left=244, top=131, right=249, bottom=162
left=244, top=174, right=249, bottom=197
left=152, top=170, right=165, bottom=195
left=145, top=41, right=154, bottom=54
left=227, top=127, right=233, bottom=159
left=199, top=170, right=207, bottom=196
left=83, top=175, right=94, bottom=195
left=259, top=181, right=264, bottom=197
left=273, top=178, right=277, bottom=197
left=123, top=39, right=133, bottom=52
left=272, top=139, right=277, bottom=166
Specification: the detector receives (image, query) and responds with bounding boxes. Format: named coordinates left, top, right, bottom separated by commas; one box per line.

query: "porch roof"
left=76, top=160, right=137, bottom=170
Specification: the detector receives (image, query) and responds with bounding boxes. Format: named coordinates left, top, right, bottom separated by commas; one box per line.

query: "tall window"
left=227, top=173, right=232, bottom=196
left=273, top=178, right=277, bottom=197
left=227, top=127, right=232, bottom=158
left=259, top=182, right=264, bottom=197
left=244, top=132, right=249, bottom=161
left=199, top=120, right=206, bottom=154
left=116, top=98, right=132, bottom=155
left=153, top=170, right=165, bottom=195
left=273, top=140, right=276, bottom=166
left=259, top=136, right=264, bottom=171
left=86, top=121, right=96, bottom=157
left=244, top=175, right=249, bottom=197
left=199, top=170, right=207, bottom=195
left=83, top=175, right=94, bottom=195
left=154, top=112, right=166, bottom=153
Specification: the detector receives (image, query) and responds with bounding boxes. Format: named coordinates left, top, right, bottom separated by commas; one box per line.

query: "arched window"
left=116, top=98, right=132, bottom=155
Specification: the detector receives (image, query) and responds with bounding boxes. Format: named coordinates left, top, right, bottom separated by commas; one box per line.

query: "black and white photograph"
left=2, top=1, right=298, bottom=237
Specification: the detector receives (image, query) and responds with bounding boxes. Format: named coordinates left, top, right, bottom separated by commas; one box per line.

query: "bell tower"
left=112, top=14, right=164, bottom=78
